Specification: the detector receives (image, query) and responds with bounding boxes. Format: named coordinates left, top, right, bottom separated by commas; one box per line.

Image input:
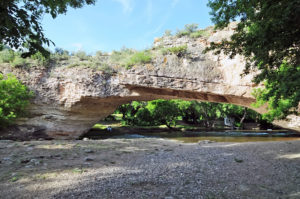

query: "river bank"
left=0, top=138, right=299, bottom=198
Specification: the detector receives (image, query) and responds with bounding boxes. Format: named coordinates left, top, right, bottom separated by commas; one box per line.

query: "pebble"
left=30, top=159, right=41, bottom=165
left=84, top=149, right=94, bottom=153
left=198, top=140, right=214, bottom=144
left=84, top=157, right=94, bottom=162
left=20, top=159, right=30, bottom=164
left=26, top=147, right=34, bottom=151
left=3, top=157, right=11, bottom=161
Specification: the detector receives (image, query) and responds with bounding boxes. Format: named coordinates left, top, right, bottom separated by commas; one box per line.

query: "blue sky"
left=42, top=0, right=212, bottom=54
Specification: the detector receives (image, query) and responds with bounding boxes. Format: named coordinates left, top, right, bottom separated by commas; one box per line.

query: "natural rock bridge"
left=1, top=25, right=299, bottom=139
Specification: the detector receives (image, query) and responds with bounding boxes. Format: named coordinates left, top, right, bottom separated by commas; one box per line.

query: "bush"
left=31, top=51, right=49, bottom=66
left=190, top=30, right=210, bottom=38
left=75, top=51, right=88, bottom=61
left=97, top=63, right=115, bottom=74
left=164, top=30, right=172, bottom=37
left=184, top=24, right=198, bottom=33
left=0, top=74, right=33, bottom=127
left=110, top=48, right=135, bottom=66
left=176, top=30, right=190, bottom=37
left=0, top=50, right=15, bottom=63
left=52, top=48, right=70, bottom=61
left=66, top=62, right=80, bottom=68
left=176, top=23, right=198, bottom=37
left=125, top=51, right=152, bottom=69
left=11, top=56, right=26, bottom=68
left=166, top=45, right=188, bottom=56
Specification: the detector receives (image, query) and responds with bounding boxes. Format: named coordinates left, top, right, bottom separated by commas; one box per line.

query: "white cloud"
left=113, top=0, right=134, bottom=14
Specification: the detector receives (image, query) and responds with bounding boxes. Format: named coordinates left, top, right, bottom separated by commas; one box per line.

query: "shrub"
left=66, top=62, right=80, bottom=68
left=0, top=74, right=33, bottom=127
left=166, top=45, right=188, bottom=56
left=110, top=48, right=135, bottom=65
left=176, top=30, right=190, bottom=37
left=160, top=47, right=169, bottom=55
left=75, top=51, right=88, bottom=61
left=190, top=30, right=210, bottom=38
left=11, top=56, right=26, bottom=68
left=0, top=50, right=15, bottom=63
left=52, top=48, right=70, bottom=61
left=31, top=51, right=49, bottom=66
left=98, top=63, right=115, bottom=74
left=95, top=50, right=103, bottom=57
left=125, top=51, right=152, bottom=69
left=164, top=30, right=172, bottom=37
left=184, top=23, right=198, bottom=33
left=176, top=23, right=198, bottom=37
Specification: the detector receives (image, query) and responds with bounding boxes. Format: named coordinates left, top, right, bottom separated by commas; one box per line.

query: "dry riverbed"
left=0, top=138, right=299, bottom=199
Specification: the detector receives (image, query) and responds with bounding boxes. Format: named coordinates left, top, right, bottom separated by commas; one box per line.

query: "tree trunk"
left=239, top=108, right=247, bottom=129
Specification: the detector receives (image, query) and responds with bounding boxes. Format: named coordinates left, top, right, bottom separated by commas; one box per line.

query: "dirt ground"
left=0, top=138, right=299, bottom=199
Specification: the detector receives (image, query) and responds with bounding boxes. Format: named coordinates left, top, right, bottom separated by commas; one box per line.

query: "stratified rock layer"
left=1, top=24, right=299, bottom=138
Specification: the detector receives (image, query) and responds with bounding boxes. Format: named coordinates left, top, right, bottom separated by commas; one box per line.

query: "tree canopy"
left=207, top=0, right=300, bottom=121
left=0, top=0, right=96, bottom=57
left=115, top=100, right=267, bottom=129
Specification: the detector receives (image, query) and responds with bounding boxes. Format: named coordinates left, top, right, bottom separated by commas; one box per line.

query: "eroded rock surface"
left=1, top=24, right=299, bottom=139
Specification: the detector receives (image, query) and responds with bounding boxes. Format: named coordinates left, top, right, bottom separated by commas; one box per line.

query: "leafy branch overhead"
left=0, top=0, right=96, bottom=57
left=206, top=0, right=300, bottom=120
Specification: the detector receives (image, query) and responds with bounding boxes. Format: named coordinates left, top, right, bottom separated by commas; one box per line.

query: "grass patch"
left=72, top=168, right=87, bottom=174
left=109, top=48, right=152, bottom=69
left=93, top=124, right=107, bottom=130
left=75, top=51, right=89, bottom=61
left=9, top=172, right=25, bottom=182
left=165, top=45, right=187, bottom=57
left=190, top=29, right=211, bottom=38
left=125, top=51, right=152, bottom=69
left=96, top=63, right=115, bottom=74
left=0, top=49, right=15, bottom=63
left=11, top=56, right=26, bottom=68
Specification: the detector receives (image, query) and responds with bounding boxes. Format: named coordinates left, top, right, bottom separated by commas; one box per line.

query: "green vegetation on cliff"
left=0, top=74, right=33, bottom=127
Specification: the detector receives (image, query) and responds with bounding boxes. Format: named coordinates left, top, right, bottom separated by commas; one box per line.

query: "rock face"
left=1, top=24, right=299, bottom=139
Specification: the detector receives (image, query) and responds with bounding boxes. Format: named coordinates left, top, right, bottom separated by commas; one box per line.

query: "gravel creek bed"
left=0, top=138, right=299, bottom=199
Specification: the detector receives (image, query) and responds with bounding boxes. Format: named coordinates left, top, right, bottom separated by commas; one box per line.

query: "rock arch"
left=1, top=25, right=299, bottom=139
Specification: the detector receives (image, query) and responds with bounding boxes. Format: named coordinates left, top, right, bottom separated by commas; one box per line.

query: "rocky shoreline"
left=0, top=138, right=299, bottom=198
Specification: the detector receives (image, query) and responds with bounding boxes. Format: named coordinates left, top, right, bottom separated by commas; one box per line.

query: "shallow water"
left=96, top=131, right=300, bottom=143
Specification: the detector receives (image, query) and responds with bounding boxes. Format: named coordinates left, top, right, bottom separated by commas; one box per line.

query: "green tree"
left=197, top=102, right=221, bottom=128
left=0, top=74, right=33, bottom=127
left=0, top=0, right=96, bottom=58
left=219, top=104, right=262, bottom=128
left=207, top=0, right=300, bottom=120
left=175, top=100, right=206, bottom=124
left=117, top=101, right=146, bottom=125
left=146, top=100, right=180, bottom=129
